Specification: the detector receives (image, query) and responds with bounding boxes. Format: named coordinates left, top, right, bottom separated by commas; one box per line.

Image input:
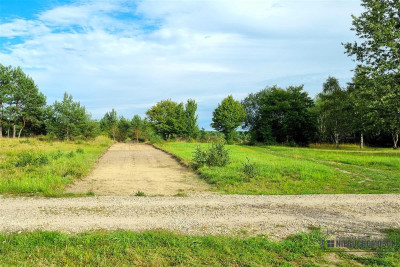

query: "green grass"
left=1, top=229, right=395, bottom=266
left=156, top=142, right=400, bottom=195
left=0, top=136, right=113, bottom=197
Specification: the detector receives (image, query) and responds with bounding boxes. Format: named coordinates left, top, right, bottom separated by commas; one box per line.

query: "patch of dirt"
left=1, top=194, right=400, bottom=240
left=66, top=143, right=209, bottom=196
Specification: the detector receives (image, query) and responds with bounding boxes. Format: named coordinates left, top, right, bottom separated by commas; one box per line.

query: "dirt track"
left=66, top=143, right=209, bottom=196
left=1, top=194, right=399, bottom=239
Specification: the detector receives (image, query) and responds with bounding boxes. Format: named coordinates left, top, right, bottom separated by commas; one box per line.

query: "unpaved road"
left=66, top=143, right=209, bottom=196
left=1, top=194, right=399, bottom=239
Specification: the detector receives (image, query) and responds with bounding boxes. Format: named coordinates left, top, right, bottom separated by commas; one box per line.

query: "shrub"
left=135, top=191, right=146, bottom=196
left=51, top=150, right=64, bottom=160
left=76, top=148, right=84, bottom=154
left=66, top=151, right=75, bottom=158
left=15, top=151, right=49, bottom=167
left=242, top=157, right=259, bottom=180
left=191, top=143, right=230, bottom=169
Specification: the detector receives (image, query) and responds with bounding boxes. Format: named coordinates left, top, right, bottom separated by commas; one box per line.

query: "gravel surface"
left=1, top=194, right=399, bottom=239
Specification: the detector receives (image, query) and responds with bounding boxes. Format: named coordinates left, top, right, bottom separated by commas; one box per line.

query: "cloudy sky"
left=0, top=0, right=362, bottom=128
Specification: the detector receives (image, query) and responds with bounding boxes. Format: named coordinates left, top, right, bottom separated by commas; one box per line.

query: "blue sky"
left=0, top=0, right=363, bottom=129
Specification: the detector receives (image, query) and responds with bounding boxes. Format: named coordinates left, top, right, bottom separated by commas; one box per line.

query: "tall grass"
left=0, top=136, right=112, bottom=196
left=156, top=142, right=400, bottom=194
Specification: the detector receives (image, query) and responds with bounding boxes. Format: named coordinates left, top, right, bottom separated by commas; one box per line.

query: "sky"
left=0, top=0, right=363, bottom=129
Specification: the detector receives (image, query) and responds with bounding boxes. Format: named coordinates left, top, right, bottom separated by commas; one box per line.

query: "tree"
left=344, top=0, right=400, bottom=148
left=211, top=95, right=245, bottom=143
left=115, top=116, right=131, bottom=142
left=0, top=65, right=12, bottom=138
left=184, top=99, right=199, bottom=139
left=46, top=92, right=91, bottom=141
left=146, top=99, right=186, bottom=139
left=242, top=85, right=316, bottom=145
left=317, top=77, right=351, bottom=149
left=131, top=115, right=145, bottom=143
left=100, top=109, right=118, bottom=140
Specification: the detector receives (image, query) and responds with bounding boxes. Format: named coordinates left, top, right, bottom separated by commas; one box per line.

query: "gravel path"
left=1, top=194, right=399, bottom=239
left=66, top=143, right=209, bottom=196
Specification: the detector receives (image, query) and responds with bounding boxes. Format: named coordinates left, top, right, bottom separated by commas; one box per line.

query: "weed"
left=135, top=191, right=146, bottom=196
left=191, top=142, right=230, bottom=169
left=14, top=151, right=49, bottom=167
left=76, top=148, right=84, bottom=154
left=242, top=157, right=259, bottom=180
left=66, top=151, right=75, bottom=158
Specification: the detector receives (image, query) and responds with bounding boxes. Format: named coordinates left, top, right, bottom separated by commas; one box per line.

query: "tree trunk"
left=13, top=123, right=16, bottom=138
left=136, top=131, right=139, bottom=143
left=334, top=132, right=340, bottom=149
left=0, top=125, right=2, bottom=138
left=18, top=117, right=26, bottom=139
left=393, top=132, right=399, bottom=149
left=360, top=133, right=364, bottom=149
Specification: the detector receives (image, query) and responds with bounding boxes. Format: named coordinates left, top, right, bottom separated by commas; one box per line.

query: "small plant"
left=135, top=191, right=146, bottom=196
left=15, top=151, right=49, bottom=167
left=86, top=190, right=95, bottom=196
left=76, top=148, right=84, bottom=154
left=242, top=158, right=259, bottom=180
left=191, top=142, right=230, bottom=169
left=51, top=150, right=64, bottom=160
left=66, top=151, right=75, bottom=158
left=175, top=190, right=187, bottom=197
left=63, top=168, right=82, bottom=178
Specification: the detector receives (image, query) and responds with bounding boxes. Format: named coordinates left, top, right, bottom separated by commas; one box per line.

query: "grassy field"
left=1, top=229, right=397, bottom=266
left=156, top=142, right=400, bottom=195
left=0, top=136, right=112, bottom=197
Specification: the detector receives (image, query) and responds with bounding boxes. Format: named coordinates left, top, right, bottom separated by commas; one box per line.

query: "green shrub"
left=76, top=148, right=84, bottom=154
left=66, top=151, right=75, bottom=158
left=191, top=143, right=230, bottom=169
left=135, top=191, right=146, bottom=196
left=51, top=150, right=64, bottom=160
left=242, top=158, right=259, bottom=180
left=15, top=151, right=49, bottom=167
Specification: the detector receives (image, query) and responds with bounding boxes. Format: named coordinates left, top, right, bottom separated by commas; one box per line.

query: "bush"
left=242, top=158, right=259, bottom=180
left=191, top=143, right=230, bottom=169
left=15, top=151, right=49, bottom=167
left=51, top=150, right=64, bottom=160
left=76, top=148, right=84, bottom=154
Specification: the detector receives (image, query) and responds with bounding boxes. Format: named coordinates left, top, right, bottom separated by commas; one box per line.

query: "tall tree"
left=211, top=95, right=245, bottom=143
left=317, top=77, right=351, bottom=148
left=46, top=93, right=89, bottom=141
left=100, top=109, right=118, bottom=140
left=242, top=85, right=316, bottom=145
left=184, top=99, right=199, bottom=139
left=131, top=115, right=145, bottom=143
left=146, top=99, right=185, bottom=139
left=0, top=65, right=12, bottom=138
left=344, top=0, right=400, bottom=148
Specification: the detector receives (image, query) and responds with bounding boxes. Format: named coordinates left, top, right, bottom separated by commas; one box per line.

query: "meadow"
left=0, top=136, right=112, bottom=197
left=1, top=229, right=398, bottom=266
left=156, top=142, right=400, bottom=195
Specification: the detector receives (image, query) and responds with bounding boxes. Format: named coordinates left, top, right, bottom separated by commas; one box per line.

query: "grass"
left=0, top=136, right=113, bottom=197
left=1, top=229, right=396, bottom=266
left=155, top=142, right=400, bottom=195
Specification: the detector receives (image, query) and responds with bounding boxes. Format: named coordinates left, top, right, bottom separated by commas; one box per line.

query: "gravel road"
left=1, top=194, right=399, bottom=239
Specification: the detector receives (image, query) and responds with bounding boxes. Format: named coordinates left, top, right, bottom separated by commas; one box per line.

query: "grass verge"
left=0, top=136, right=113, bottom=197
left=155, top=142, right=400, bottom=194
left=1, top=229, right=395, bottom=266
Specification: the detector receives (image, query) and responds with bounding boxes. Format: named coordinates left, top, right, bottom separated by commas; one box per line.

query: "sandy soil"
left=66, top=143, right=209, bottom=196
left=1, top=194, right=399, bottom=239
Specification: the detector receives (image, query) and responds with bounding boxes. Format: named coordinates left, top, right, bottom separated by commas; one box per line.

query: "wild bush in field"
left=14, top=151, right=49, bottom=167
left=242, top=158, right=259, bottom=180
left=191, top=143, right=230, bottom=169
left=76, top=148, right=84, bottom=154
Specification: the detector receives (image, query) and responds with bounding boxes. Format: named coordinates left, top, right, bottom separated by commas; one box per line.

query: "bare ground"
left=66, top=143, right=209, bottom=196
left=1, top=194, right=399, bottom=239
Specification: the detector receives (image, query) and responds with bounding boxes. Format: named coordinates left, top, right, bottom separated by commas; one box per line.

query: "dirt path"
left=66, top=143, right=209, bottom=196
left=1, top=194, right=399, bottom=239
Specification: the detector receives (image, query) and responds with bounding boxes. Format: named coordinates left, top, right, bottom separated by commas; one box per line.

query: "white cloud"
left=0, top=0, right=363, bottom=128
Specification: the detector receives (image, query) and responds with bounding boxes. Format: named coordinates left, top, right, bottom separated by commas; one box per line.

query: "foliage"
left=317, top=77, right=352, bottom=148
left=100, top=109, right=118, bottom=140
left=242, top=85, right=316, bottom=146
left=184, top=99, right=199, bottom=139
left=191, top=143, right=230, bottom=169
left=115, top=116, right=131, bottom=142
left=158, top=142, right=400, bottom=195
left=211, top=95, right=245, bottom=143
left=241, top=157, right=259, bottom=180
left=46, top=93, right=96, bottom=141
left=344, top=0, right=400, bottom=148
left=131, top=114, right=146, bottom=142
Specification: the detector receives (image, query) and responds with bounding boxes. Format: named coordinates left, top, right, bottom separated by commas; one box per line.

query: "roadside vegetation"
left=157, top=142, right=400, bottom=195
left=0, top=136, right=112, bottom=196
left=1, top=229, right=397, bottom=266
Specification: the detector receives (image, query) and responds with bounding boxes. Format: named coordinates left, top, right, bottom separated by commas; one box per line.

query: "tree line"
left=0, top=0, right=397, bottom=148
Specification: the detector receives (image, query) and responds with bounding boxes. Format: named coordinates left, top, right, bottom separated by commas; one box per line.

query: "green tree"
left=344, top=0, right=400, bottom=148
left=115, top=116, right=131, bottom=142
left=100, top=109, right=118, bottom=140
left=0, top=65, right=12, bottom=138
left=211, top=95, right=245, bottom=143
left=317, top=77, right=351, bottom=149
left=146, top=99, right=186, bottom=139
left=46, top=92, right=90, bottom=141
left=131, top=115, right=145, bottom=143
left=242, top=85, right=316, bottom=145
left=184, top=99, right=199, bottom=139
